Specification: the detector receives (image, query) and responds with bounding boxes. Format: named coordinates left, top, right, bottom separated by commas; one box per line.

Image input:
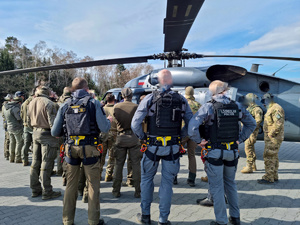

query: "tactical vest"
left=203, top=100, right=240, bottom=143
left=148, top=90, right=185, bottom=137
left=64, top=96, right=100, bottom=145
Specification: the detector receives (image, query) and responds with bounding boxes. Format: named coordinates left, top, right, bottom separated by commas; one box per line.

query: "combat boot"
left=15, top=159, right=22, bottom=163
left=105, top=174, right=113, bottom=182
left=201, top=176, right=208, bottom=182
left=42, top=191, right=61, bottom=200
left=229, top=216, right=241, bottom=225
left=257, top=179, right=273, bottom=184
left=187, top=172, right=196, bottom=187
left=196, top=197, right=213, bottom=207
left=31, top=191, right=42, bottom=198
left=97, top=218, right=105, bottom=225
left=241, top=166, right=253, bottom=173
left=136, top=213, right=151, bottom=224
left=112, top=191, right=121, bottom=198
left=23, top=161, right=29, bottom=166
left=252, top=162, right=257, bottom=171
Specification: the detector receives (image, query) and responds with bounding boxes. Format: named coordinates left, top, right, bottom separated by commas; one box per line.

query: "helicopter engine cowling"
left=206, top=65, right=247, bottom=82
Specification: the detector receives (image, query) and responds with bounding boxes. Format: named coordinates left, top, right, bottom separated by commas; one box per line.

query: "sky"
left=0, top=0, right=300, bottom=82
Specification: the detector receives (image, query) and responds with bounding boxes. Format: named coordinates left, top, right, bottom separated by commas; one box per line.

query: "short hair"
left=106, top=94, right=115, bottom=103
left=72, top=77, right=88, bottom=91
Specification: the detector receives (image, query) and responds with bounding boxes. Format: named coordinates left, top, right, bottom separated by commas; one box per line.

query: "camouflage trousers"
left=21, top=126, right=33, bottom=163
left=30, top=128, right=59, bottom=195
left=9, top=129, right=24, bottom=162
left=100, top=133, right=116, bottom=178
left=4, top=131, right=10, bottom=159
left=262, top=135, right=283, bottom=182
left=244, top=129, right=259, bottom=166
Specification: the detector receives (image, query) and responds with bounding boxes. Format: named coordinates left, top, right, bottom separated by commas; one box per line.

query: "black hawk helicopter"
left=0, top=0, right=299, bottom=141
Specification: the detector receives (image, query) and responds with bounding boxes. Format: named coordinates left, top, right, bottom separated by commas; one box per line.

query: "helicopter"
left=0, top=0, right=299, bottom=141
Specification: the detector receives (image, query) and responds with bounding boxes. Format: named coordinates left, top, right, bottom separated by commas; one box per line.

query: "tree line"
left=0, top=36, right=153, bottom=102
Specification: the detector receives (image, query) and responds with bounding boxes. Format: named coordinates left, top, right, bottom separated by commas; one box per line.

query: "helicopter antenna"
left=272, top=64, right=288, bottom=76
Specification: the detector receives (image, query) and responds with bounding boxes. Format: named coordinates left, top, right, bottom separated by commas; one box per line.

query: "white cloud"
left=238, top=22, right=300, bottom=54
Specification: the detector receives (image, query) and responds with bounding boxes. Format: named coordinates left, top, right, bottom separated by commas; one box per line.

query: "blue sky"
left=0, top=0, right=299, bottom=82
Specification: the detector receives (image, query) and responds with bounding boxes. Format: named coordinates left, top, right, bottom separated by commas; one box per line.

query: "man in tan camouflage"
left=27, top=86, right=61, bottom=199
left=258, top=93, right=285, bottom=184
left=2, top=94, right=12, bottom=160
left=100, top=94, right=117, bottom=182
left=181, top=86, right=201, bottom=187
left=241, top=93, right=263, bottom=173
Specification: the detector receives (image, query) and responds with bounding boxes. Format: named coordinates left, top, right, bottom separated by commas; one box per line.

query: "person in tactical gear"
left=258, top=93, right=285, bottom=184
left=2, top=94, right=12, bottom=160
left=51, top=77, right=112, bottom=225
left=182, top=86, right=201, bottom=187
left=15, top=91, right=25, bottom=102
left=20, top=87, right=38, bottom=166
left=241, top=93, right=263, bottom=173
left=3, top=95, right=24, bottom=163
left=132, top=69, right=193, bottom=225
left=188, top=80, right=256, bottom=225
left=27, top=86, right=61, bottom=200
left=112, top=88, right=141, bottom=198
left=57, top=87, right=72, bottom=184
left=100, top=94, right=117, bottom=182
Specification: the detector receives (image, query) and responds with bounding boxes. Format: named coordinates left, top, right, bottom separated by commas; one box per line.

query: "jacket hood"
left=5, top=101, right=18, bottom=110
left=73, top=89, right=90, bottom=99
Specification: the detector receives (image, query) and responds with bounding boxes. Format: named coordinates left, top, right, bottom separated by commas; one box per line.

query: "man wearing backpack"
left=188, top=80, right=256, bottom=225
left=51, top=77, right=112, bottom=225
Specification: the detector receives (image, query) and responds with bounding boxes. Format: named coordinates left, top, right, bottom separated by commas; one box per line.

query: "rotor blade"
left=200, top=55, right=300, bottom=62
left=164, top=0, right=205, bottom=52
left=0, top=55, right=154, bottom=76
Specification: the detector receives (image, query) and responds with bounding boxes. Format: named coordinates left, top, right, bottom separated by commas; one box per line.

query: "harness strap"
left=145, top=150, right=180, bottom=162
left=207, top=157, right=239, bottom=167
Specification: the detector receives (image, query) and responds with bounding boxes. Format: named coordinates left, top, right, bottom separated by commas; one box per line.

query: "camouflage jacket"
left=247, top=103, right=263, bottom=130
left=185, top=96, right=201, bottom=114
left=57, top=94, right=71, bottom=106
left=263, top=102, right=285, bottom=139
left=3, top=101, right=23, bottom=132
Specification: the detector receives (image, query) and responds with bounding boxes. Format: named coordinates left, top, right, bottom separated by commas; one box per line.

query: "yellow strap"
left=70, top=136, right=86, bottom=146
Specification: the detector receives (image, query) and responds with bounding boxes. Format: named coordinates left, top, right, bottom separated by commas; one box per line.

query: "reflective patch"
left=275, top=113, right=282, bottom=119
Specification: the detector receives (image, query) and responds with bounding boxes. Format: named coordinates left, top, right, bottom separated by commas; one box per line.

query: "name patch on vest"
left=218, top=109, right=239, bottom=117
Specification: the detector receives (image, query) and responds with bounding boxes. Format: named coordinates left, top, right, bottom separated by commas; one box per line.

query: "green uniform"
left=28, top=92, right=59, bottom=197
left=2, top=102, right=10, bottom=160
left=100, top=103, right=117, bottom=180
left=20, top=96, right=34, bottom=164
left=112, top=100, right=141, bottom=197
left=244, top=103, right=263, bottom=168
left=262, top=102, right=285, bottom=182
left=182, top=87, right=201, bottom=183
left=3, top=101, right=24, bottom=162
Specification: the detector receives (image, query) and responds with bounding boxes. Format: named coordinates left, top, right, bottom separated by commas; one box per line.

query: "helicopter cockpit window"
left=259, top=81, right=270, bottom=92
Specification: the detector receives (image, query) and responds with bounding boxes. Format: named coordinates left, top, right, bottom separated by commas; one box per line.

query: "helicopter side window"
left=259, top=81, right=270, bottom=92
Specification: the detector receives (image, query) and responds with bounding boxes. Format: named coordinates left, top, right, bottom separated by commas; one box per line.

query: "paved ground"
left=0, top=120, right=299, bottom=224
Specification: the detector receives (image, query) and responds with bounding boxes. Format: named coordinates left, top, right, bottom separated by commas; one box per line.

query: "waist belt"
left=65, top=144, right=101, bottom=166
left=207, top=157, right=238, bottom=167
left=206, top=142, right=238, bottom=150
left=147, top=136, right=180, bottom=147
left=65, top=155, right=100, bottom=165
left=67, top=136, right=99, bottom=146
left=118, top=130, right=133, bottom=135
